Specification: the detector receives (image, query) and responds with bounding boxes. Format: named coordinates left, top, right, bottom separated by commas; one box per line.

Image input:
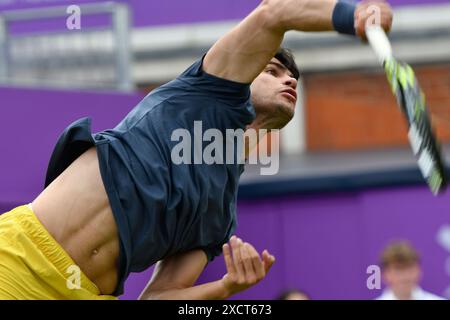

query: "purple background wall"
left=0, top=86, right=143, bottom=208
left=1, top=86, right=449, bottom=300
left=121, top=187, right=450, bottom=300
left=1, top=0, right=450, bottom=27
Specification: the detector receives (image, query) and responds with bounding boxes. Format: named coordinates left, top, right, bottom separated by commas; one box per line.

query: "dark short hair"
left=274, top=48, right=300, bottom=80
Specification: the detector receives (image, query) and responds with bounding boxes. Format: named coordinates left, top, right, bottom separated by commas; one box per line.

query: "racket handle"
left=365, top=25, right=393, bottom=64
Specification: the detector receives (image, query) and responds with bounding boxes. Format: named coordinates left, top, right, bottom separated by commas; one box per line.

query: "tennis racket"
left=365, top=25, right=447, bottom=195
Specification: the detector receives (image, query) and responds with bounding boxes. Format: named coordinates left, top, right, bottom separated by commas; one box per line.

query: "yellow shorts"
left=0, top=205, right=117, bottom=300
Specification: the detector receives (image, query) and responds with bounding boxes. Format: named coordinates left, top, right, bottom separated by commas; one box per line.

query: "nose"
left=283, top=76, right=298, bottom=89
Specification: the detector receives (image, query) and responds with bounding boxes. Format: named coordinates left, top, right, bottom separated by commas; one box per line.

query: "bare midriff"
left=32, top=147, right=119, bottom=295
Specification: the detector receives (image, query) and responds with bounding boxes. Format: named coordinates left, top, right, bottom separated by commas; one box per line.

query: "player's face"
left=383, top=263, right=421, bottom=298
left=250, top=58, right=299, bottom=129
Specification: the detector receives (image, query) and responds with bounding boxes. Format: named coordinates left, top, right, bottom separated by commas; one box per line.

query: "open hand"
left=221, top=236, right=275, bottom=296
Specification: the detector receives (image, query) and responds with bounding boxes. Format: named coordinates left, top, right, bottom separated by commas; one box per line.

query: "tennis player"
left=0, top=0, right=392, bottom=299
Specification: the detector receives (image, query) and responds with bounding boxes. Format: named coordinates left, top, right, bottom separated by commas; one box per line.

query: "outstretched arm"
left=138, top=236, right=275, bottom=300
left=203, top=0, right=392, bottom=84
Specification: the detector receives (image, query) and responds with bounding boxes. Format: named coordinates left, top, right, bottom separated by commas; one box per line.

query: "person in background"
left=277, top=288, right=310, bottom=300
left=376, top=240, right=446, bottom=300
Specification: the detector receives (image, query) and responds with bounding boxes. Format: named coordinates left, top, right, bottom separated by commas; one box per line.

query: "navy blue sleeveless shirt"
left=44, top=56, right=256, bottom=296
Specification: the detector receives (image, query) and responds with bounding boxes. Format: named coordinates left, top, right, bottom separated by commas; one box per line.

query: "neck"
left=392, top=288, right=414, bottom=300
left=249, top=112, right=285, bottom=131
left=244, top=116, right=275, bottom=160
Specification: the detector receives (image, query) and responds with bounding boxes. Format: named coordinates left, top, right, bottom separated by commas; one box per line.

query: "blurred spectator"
left=277, top=288, right=310, bottom=300
left=376, top=240, right=445, bottom=300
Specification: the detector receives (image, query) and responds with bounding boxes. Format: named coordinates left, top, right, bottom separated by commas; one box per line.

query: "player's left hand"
left=220, top=236, right=275, bottom=296
left=354, top=0, right=393, bottom=40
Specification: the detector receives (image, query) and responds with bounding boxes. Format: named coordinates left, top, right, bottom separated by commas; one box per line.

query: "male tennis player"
left=0, top=0, right=392, bottom=299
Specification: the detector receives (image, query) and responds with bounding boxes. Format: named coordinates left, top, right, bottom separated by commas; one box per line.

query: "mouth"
left=280, top=88, right=297, bottom=103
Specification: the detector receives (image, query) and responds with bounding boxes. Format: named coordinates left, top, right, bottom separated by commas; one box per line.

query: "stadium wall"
left=305, top=63, right=450, bottom=150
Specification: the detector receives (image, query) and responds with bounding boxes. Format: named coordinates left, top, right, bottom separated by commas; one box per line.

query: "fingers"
left=262, top=250, right=276, bottom=274
left=240, top=243, right=257, bottom=284
left=231, top=236, right=245, bottom=283
left=225, top=236, right=275, bottom=279
left=223, top=243, right=236, bottom=278
left=245, top=243, right=265, bottom=281
left=221, top=236, right=276, bottom=295
left=354, top=0, right=393, bottom=39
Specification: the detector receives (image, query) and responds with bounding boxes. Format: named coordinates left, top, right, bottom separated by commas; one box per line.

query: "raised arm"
left=203, top=0, right=393, bottom=84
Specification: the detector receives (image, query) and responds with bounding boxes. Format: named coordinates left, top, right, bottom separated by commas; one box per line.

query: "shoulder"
left=415, top=288, right=447, bottom=300
left=177, top=55, right=251, bottom=101
left=375, top=289, right=396, bottom=300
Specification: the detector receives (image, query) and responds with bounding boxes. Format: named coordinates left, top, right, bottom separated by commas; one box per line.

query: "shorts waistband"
left=10, top=204, right=101, bottom=295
